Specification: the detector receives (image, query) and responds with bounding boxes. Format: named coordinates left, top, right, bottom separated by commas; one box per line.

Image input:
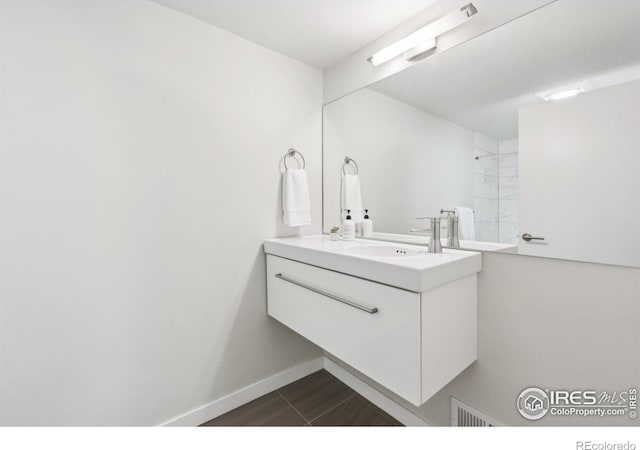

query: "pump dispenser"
left=341, top=209, right=355, bottom=241
left=362, top=209, right=374, bottom=238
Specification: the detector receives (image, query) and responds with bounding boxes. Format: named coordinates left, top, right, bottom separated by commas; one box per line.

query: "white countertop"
left=264, top=235, right=482, bottom=292
left=366, top=232, right=518, bottom=252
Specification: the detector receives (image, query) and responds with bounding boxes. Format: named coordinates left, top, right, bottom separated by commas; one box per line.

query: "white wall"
left=0, top=0, right=322, bottom=425
left=519, top=79, right=640, bottom=267
left=423, top=252, right=640, bottom=426
left=331, top=251, right=640, bottom=426
left=323, top=88, right=474, bottom=234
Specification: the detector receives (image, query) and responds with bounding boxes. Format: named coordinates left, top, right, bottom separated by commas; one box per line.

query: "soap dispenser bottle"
left=341, top=209, right=355, bottom=241
left=362, top=209, right=374, bottom=238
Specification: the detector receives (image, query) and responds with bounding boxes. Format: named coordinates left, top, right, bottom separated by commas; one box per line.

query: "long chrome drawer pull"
left=274, top=273, right=379, bottom=314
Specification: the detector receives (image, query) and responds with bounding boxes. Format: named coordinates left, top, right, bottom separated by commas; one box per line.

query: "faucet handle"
left=415, top=216, right=440, bottom=222
left=411, top=217, right=440, bottom=233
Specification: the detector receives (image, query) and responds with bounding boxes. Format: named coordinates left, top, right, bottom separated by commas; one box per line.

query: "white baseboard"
left=159, top=356, right=430, bottom=427
left=159, top=357, right=324, bottom=426
left=322, top=358, right=431, bottom=427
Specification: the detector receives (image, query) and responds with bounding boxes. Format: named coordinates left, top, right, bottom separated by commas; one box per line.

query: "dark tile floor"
left=200, top=370, right=402, bottom=426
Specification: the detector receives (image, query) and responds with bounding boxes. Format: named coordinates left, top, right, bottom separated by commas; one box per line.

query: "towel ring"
left=283, top=148, right=305, bottom=170
left=342, top=157, right=359, bottom=175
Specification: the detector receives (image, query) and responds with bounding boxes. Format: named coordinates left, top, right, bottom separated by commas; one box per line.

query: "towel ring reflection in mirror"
left=283, top=148, right=305, bottom=170
left=342, top=157, right=359, bottom=175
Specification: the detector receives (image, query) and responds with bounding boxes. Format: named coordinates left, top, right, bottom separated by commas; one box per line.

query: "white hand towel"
left=341, top=174, right=364, bottom=222
left=454, top=206, right=475, bottom=240
left=282, top=169, right=311, bottom=227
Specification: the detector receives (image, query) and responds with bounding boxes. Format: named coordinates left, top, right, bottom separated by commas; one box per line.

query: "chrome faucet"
left=440, top=209, right=460, bottom=249
left=409, top=217, right=442, bottom=253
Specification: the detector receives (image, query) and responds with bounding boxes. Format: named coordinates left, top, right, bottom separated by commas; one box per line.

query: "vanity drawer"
left=266, top=255, right=421, bottom=405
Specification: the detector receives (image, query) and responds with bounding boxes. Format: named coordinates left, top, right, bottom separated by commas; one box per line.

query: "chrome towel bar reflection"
left=274, top=273, right=379, bottom=314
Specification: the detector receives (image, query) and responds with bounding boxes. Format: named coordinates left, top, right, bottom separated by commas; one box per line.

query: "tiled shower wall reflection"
left=473, top=133, right=519, bottom=244
left=498, top=139, right=519, bottom=244
left=474, top=133, right=499, bottom=242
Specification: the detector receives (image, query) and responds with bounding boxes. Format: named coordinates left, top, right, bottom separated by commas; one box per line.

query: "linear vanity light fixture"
left=367, top=3, right=478, bottom=66
left=537, top=80, right=594, bottom=102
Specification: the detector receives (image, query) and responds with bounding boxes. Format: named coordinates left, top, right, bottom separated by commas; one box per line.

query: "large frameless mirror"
left=323, top=0, right=640, bottom=268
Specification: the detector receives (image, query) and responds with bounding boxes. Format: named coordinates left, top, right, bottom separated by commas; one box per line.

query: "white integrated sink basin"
left=341, top=245, right=424, bottom=258
left=263, top=235, right=482, bottom=292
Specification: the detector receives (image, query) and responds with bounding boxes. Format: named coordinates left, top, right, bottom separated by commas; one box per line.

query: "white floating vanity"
left=264, top=236, right=482, bottom=406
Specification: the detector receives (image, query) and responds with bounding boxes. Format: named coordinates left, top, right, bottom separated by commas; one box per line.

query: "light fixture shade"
left=368, top=3, right=478, bottom=67
left=403, top=38, right=437, bottom=63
